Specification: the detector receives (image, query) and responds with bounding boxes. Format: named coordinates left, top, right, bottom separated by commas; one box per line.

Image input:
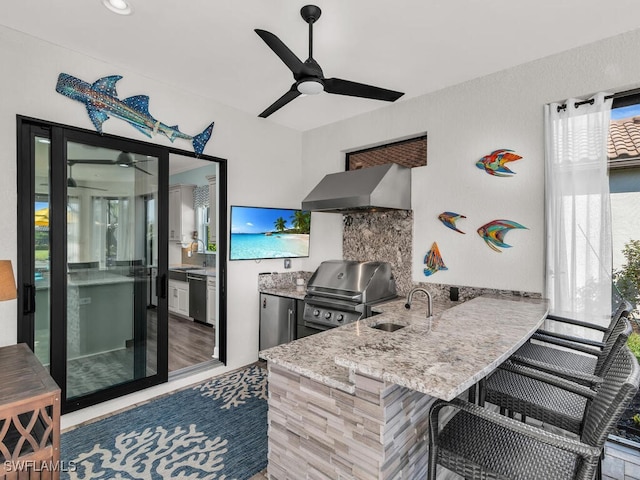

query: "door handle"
left=288, top=308, right=295, bottom=342
left=23, top=283, right=36, bottom=314
left=159, top=274, right=167, bottom=299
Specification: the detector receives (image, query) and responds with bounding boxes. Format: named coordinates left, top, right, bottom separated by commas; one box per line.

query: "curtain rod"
left=556, top=87, right=640, bottom=113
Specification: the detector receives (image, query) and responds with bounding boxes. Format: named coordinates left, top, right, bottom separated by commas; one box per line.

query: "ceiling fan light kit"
left=255, top=4, right=404, bottom=118
left=101, top=0, right=133, bottom=15
left=297, top=79, right=323, bottom=95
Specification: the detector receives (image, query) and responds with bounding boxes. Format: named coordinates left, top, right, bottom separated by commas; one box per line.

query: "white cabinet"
left=168, top=279, right=189, bottom=317
left=207, top=277, right=216, bottom=325
left=206, top=175, right=216, bottom=243
left=169, top=184, right=195, bottom=243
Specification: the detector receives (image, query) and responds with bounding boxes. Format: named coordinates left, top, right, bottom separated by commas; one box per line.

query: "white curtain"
left=545, top=92, right=613, bottom=326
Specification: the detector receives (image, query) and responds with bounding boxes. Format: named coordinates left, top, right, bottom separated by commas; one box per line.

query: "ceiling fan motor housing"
left=300, top=5, right=321, bottom=23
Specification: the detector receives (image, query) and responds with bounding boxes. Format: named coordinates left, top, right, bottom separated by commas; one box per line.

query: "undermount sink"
left=370, top=323, right=405, bottom=332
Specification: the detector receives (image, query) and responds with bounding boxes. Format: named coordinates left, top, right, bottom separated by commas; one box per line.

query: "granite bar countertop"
left=259, top=295, right=548, bottom=400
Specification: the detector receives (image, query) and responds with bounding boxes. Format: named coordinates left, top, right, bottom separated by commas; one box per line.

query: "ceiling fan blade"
left=134, top=165, right=152, bottom=175
left=259, top=85, right=301, bottom=118
left=255, top=29, right=306, bottom=76
left=68, top=159, right=116, bottom=165
left=324, top=78, right=404, bottom=102
left=75, top=185, right=109, bottom=192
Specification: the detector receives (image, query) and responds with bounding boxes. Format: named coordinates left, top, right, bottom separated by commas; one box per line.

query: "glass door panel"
left=34, top=135, right=51, bottom=367
left=65, top=142, right=159, bottom=400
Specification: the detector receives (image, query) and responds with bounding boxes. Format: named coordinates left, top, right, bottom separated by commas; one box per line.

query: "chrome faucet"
left=405, top=287, right=433, bottom=320
left=191, top=238, right=206, bottom=253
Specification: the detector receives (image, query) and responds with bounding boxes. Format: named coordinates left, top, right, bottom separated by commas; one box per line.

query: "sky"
left=611, top=104, right=640, bottom=120
left=231, top=206, right=304, bottom=234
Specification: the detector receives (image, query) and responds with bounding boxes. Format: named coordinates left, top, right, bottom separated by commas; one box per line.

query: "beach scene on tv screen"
left=230, top=206, right=311, bottom=260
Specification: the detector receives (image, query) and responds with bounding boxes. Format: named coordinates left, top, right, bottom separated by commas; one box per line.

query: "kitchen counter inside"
left=35, top=270, right=137, bottom=290
left=259, top=295, right=548, bottom=399
left=169, top=265, right=216, bottom=276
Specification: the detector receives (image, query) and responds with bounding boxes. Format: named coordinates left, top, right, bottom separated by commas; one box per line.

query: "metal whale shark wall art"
left=55, top=73, right=214, bottom=155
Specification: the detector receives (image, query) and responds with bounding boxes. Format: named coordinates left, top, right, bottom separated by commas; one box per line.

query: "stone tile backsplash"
left=258, top=271, right=313, bottom=290
left=342, top=210, right=413, bottom=295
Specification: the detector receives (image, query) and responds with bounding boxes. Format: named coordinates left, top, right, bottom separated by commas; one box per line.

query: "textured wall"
left=302, top=28, right=640, bottom=294
left=342, top=210, right=413, bottom=295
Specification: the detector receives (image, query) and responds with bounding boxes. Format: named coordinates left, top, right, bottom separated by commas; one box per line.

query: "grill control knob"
left=313, top=309, right=320, bottom=316
left=324, top=312, right=332, bottom=319
left=336, top=314, right=344, bottom=322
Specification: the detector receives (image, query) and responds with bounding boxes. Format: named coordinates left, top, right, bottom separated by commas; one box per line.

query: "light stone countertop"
left=259, top=294, right=548, bottom=399
left=259, top=287, right=307, bottom=301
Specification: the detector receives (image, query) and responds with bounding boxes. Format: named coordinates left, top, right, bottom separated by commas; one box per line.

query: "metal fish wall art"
left=424, top=242, right=448, bottom=276
left=438, top=211, right=466, bottom=234
left=477, top=219, right=527, bottom=253
left=56, top=73, right=215, bottom=155
left=476, top=149, right=522, bottom=177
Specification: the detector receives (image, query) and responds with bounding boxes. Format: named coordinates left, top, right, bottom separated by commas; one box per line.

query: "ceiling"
left=4, top=1, right=640, bottom=131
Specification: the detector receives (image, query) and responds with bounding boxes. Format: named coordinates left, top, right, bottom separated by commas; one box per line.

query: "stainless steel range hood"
left=301, top=163, right=411, bottom=213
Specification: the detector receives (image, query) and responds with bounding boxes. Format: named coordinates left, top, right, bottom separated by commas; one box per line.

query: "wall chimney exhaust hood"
left=302, top=163, right=411, bottom=213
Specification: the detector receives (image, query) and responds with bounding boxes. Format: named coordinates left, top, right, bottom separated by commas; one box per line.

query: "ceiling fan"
left=68, top=152, right=153, bottom=175
left=255, top=5, right=404, bottom=118
left=66, top=163, right=108, bottom=191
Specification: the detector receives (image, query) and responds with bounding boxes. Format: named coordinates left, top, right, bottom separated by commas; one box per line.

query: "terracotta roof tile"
left=608, top=117, right=640, bottom=161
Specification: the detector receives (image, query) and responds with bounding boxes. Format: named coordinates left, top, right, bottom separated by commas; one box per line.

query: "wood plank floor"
left=147, top=308, right=216, bottom=373
left=168, top=313, right=216, bottom=371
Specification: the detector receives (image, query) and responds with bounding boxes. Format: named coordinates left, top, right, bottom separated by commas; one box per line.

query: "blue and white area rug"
left=61, top=365, right=268, bottom=480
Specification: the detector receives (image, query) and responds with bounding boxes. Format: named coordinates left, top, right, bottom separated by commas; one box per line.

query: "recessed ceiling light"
left=101, top=0, right=133, bottom=15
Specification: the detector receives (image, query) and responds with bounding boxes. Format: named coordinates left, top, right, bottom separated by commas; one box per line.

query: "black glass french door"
left=17, top=117, right=169, bottom=413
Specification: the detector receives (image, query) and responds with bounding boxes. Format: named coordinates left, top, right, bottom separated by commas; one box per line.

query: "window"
left=608, top=95, right=640, bottom=443
left=345, top=135, right=427, bottom=170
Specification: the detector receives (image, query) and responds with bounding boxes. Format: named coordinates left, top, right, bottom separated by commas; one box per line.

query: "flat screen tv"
left=230, top=206, right=311, bottom=260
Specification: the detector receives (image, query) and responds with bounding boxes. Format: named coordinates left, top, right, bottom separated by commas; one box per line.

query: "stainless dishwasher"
left=187, top=273, right=207, bottom=323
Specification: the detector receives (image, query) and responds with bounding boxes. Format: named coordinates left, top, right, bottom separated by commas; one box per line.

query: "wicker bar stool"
left=482, top=318, right=631, bottom=434
left=428, top=346, right=640, bottom=480
left=533, top=300, right=631, bottom=350
left=509, top=306, right=632, bottom=388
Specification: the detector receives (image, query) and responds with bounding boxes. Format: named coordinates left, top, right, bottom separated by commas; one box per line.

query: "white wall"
left=0, top=26, right=303, bottom=370
left=301, top=28, right=640, bottom=294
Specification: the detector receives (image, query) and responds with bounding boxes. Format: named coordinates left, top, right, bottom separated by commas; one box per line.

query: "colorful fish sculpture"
left=424, top=242, right=448, bottom=276
left=477, top=219, right=527, bottom=253
left=438, top=211, right=466, bottom=234
left=55, top=73, right=214, bottom=155
left=476, top=149, right=522, bottom=177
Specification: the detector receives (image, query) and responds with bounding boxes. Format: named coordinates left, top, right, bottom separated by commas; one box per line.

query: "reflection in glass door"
left=65, top=143, right=159, bottom=400
left=34, top=134, right=52, bottom=368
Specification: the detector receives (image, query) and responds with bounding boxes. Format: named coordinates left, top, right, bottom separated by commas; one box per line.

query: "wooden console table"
left=0, top=343, right=61, bottom=480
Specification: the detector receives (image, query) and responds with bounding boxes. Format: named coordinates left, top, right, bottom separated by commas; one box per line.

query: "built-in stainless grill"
left=302, top=260, right=397, bottom=332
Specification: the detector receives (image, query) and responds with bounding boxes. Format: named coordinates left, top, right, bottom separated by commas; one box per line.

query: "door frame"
left=16, top=115, right=228, bottom=413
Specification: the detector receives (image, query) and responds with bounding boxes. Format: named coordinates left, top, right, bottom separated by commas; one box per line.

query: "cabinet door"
left=177, top=285, right=189, bottom=316
left=180, top=187, right=195, bottom=240
left=208, top=177, right=216, bottom=243
left=207, top=280, right=216, bottom=325
left=259, top=294, right=296, bottom=350
left=168, top=282, right=178, bottom=313
left=168, top=187, right=181, bottom=241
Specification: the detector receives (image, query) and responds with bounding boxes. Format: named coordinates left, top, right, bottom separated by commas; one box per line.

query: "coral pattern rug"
left=61, top=365, right=268, bottom=479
